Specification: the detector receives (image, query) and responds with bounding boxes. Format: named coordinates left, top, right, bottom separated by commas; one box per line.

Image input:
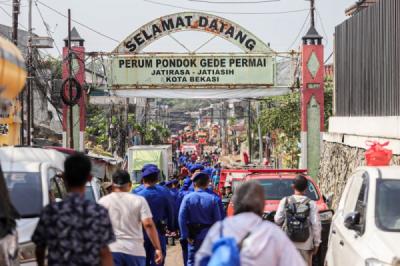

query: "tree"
left=86, top=105, right=171, bottom=154
left=257, top=80, right=333, bottom=168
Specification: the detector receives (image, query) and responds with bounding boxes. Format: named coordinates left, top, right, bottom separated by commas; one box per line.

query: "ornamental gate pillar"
left=300, top=25, right=325, bottom=180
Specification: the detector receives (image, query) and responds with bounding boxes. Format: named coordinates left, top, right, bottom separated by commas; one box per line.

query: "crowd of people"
left=0, top=151, right=321, bottom=266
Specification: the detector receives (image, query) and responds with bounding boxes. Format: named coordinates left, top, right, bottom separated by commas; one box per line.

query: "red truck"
left=226, top=169, right=333, bottom=266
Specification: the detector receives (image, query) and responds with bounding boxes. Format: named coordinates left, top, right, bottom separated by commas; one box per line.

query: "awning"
left=112, top=87, right=291, bottom=99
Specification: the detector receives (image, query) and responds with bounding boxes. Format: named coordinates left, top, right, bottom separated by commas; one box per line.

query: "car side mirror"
left=323, top=193, right=333, bottom=209
left=344, top=212, right=361, bottom=231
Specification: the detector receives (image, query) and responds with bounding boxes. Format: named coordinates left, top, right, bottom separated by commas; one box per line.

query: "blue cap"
left=203, top=168, right=213, bottom=176
left=142, top=164, right=160, bottom=179
left=189, top=164, right=204, bottom=173
left=192, top=171, right=210, bottom=182
left=182, top=178, right=192, bottom=189
left=166, top=179, right=179, bottom=186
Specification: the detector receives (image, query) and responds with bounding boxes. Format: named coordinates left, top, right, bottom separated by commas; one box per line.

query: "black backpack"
left=283, top=196, right=311, bottom=242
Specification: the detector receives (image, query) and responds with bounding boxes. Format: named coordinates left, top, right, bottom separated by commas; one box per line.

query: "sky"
left=0, top=0, right=355, bottom=60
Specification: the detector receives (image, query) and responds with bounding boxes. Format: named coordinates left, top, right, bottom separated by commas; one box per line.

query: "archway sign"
left=107, top=12, right=297, bottom=99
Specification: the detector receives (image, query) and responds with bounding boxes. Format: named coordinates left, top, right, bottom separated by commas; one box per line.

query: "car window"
left=343, top=171, right=365, bottom=215
left=376, top=180, right=400, bottom=231
left=354, top=174, right=369, bottom=233
left=256, top=179, right=319, bottom=200
left=4, top=172, right=43, bottom=218
left=85, top=185, right=96, bottom=202
left=48, top=168, right=67, bottom=201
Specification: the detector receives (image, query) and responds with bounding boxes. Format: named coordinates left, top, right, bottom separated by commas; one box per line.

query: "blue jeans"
left=144, top=233, right=166, bottom=266
left=187, top=239, right=203, bottom=266
left=180, top=239, right=188, bottom=266
left=112, top=252, right=146, bottom=266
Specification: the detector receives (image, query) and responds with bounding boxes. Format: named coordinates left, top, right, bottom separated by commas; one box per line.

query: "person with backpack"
left=274, top=175, right=322, bottom=266
left=195, top=181, right=305, bottom=266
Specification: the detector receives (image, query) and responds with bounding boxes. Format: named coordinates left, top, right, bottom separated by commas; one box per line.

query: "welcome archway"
left=106, top=12, right=297, bottom=99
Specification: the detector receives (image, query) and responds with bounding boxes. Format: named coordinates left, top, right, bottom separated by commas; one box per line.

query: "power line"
left=187, top=0, right=280, bottom=4
left=316, top=9, right=328, bottom=46
left=0, top=5, right=28, bottom=30
left=144, top=0, right=308, bottom=15
left=34, top=1, right=62, bottom=56
left=286, top=11, right=309, bottom=51
left=36, top=0, right=119, bottom=43
left=324, top=51, right=333, bottom=64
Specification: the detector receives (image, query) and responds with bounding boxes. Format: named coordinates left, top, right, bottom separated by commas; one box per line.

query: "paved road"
left=165, top=244, right=184, bottom=266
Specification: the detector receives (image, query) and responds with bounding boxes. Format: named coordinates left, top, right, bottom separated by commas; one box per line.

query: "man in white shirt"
left=195, top=181, right=305, bottom=266
left=274, top=175, right=322, bottom=266
left=99, top=170, right=163, bottom=266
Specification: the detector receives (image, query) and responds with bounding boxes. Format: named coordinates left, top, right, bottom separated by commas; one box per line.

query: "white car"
left=325, top=166, right=400, bottom=266
left=1, top=147, right=66, bottom=265
left=3, top=161, right=65, bottom=265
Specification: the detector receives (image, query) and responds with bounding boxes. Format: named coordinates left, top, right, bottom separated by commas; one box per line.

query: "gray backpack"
left=283, top=196, right=311, bottom=242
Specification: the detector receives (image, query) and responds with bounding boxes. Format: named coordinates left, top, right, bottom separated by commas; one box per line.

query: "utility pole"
left=67, top=9, right=74, bottom=148
left=256, top=101, right=263, bottom=163
left=310, top=0, right=315, bottom=29
left=26, top=0, right=32, bottom=145
left=247, top=99, right=252, bottom=163
left=12, top=0, right=24, bottom=145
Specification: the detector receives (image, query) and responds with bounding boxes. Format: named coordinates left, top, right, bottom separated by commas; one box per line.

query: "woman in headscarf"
left=0, top=165, right=20, bottom=266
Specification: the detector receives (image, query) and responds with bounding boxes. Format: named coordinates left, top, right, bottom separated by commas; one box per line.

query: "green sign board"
left=108, top=53, right=275, bottom=89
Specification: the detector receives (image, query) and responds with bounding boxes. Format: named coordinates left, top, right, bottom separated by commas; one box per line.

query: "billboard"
left=108, top=53, right=275, bottom=89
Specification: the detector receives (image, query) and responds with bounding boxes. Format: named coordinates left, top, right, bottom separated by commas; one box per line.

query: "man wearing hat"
left=187, top=164, right=205, bottom=192
left=178, top=172, right=223, bottom=266
left=99, top=170, right=163, bottom=266
left=133, top=165, right=175, bottom=266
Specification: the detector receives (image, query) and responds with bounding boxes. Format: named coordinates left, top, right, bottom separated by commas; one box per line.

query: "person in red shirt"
left=243, top=152, right=249, bottom=165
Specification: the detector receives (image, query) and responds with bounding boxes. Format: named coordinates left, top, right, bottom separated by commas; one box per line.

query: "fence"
left=335, top=0, right=400, bottom=116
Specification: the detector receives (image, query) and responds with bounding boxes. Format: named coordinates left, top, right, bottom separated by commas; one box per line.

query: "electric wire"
left=324, top=51, right=333, bottom=64
left=286, top=11, right=309, bottom=51
left=34, top=0, right=62, bottom=56
left=186, top=0, right=280, bottom=4
left=0, top=5, right=28, bottom=30
left=316, top=9, right=328, bottom=46
left=143, top=0, right=308, bottom=15
left=36, top=0, right=119, bottom=43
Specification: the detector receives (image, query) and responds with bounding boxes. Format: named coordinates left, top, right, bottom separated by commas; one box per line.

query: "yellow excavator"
left=0, top=36, right=27, bottom=145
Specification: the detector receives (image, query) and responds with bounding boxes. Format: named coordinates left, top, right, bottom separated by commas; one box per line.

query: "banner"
left=108, top=53, right=275, bottom=89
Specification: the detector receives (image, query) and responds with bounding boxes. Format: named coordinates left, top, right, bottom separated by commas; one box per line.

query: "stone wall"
left=317, top=141, right=365, bottom=209
left=318, top=140, right=400, bottom=210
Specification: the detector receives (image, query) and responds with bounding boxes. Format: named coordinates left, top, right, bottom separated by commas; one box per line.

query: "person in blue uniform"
left=188, top=164, right=204, bottom=192
left=178, top=172, right=223, bottom=266
left=176, top=178, right=192, bottom=266
left=133, top=165, right=175, bottom=266
left=166, top=179, right=180, bottom=246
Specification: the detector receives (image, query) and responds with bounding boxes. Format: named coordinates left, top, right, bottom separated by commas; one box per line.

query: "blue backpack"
left=199, top=222, right=251, bottom=266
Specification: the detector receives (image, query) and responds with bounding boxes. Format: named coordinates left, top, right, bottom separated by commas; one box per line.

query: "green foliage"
left=86, top=105, right=109, bottom=148
left=40, top=55, right=62, bottom=79
left=257, top=82, right=333, bottom=168
left=86, top=105, right=170, bottom=151
left=143, top=122, right=171, bottom=145
left=257, top=93, right=300, bottom=168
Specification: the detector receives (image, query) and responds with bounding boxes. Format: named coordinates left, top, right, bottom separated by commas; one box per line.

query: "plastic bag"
left=365, top=141, right=392, bottom=166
